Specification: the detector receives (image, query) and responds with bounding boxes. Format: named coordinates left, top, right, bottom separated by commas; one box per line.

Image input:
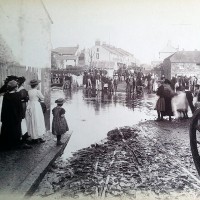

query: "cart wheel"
left=190, top=108, right=200, bottom=176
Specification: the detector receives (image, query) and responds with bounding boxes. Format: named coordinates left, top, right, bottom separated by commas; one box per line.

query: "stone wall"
left=162, top=60, right=200, bottom=80
left=162, top=58, right=171, bottom=80
left=171, top=63, right=200, bottom=78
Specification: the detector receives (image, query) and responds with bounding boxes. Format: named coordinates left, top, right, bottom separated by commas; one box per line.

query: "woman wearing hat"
left=26, top=79, right=46, bottom=143
left=0, top=80, right=24, bottom=150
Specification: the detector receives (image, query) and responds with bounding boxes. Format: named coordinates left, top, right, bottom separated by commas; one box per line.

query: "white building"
left=0, top=0, right=53, bottom=68
left=0, top=0, right=53, bottom=112
left=86, top=40, right=137, bottom=71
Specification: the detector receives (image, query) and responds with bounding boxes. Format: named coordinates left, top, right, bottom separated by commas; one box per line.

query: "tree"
left=87, top=49, right=95, bottom=68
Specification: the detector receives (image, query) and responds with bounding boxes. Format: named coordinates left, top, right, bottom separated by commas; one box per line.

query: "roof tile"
left=52, top=47, right=78, bottom=55
left=168, top=51, right=200, bottom=63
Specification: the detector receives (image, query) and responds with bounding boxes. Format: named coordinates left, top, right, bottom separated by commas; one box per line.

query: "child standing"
left=52, top=98, right=69, bottom=145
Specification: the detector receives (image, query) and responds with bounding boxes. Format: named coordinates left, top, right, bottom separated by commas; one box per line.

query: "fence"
left=0, top=63, right=50, bottom=109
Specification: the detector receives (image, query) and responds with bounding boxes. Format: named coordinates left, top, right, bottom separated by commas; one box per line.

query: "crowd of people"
left=0, top=76, right=46, bottom=151
left=155, top=74, right=200, bottom=121
left=1, top=70, right=199, bottom=150
left=51, top=72, right=73, bottom=89
left=81, top=68, right=200, bottom=121
left=81, top=68, right=159, bottom=96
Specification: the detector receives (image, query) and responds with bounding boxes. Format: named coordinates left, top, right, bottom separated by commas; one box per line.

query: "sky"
left=44, top=0, right=200, bottom=64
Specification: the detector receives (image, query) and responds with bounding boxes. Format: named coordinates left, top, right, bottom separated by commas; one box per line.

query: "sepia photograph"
left=1, top=0, right=200, bottom=199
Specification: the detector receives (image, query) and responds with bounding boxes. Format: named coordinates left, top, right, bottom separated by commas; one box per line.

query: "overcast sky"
left=44, top=0, right=200, bottom=64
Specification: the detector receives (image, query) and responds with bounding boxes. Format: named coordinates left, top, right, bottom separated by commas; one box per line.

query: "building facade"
left=0, top=0, right=52, bottom=117
left=162, top=51, right=200, bottom=80
left=52, top=46, right=79, bottom=68
left=86, top=40, right=137, bottom=71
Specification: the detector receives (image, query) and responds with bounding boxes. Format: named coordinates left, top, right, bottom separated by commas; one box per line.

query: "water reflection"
left=51, top=88, right=157, bottom=160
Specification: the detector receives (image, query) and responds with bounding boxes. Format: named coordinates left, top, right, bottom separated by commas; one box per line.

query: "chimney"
left=95, top=40, right=101, bottom=46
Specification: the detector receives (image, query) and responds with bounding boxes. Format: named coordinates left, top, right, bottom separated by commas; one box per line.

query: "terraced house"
left=162, top=50, right=200, bottom=79
left=86, top=40, right=138, bottom=76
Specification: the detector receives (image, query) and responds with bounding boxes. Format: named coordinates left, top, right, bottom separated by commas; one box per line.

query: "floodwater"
left=51, top=88, right=157, bottom=159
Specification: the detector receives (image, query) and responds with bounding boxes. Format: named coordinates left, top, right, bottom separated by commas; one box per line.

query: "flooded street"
left=34, top=88, right=199, bottom=199
left=51, top=88, right=157, bottom=159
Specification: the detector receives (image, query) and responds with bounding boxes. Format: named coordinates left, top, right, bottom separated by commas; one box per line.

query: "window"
left=96, top=53, right=99, bottom=59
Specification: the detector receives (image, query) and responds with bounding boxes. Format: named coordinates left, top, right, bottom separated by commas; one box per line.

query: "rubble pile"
left=36, top=125, right=199, bottom=199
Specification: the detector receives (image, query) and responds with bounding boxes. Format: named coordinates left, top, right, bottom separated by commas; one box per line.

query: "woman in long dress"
left=162, top=79, right=175, bottom=121
left=26, top=79, right=46, bottom=143
left=155, top=81, right=165, bottom=121
left=0, top=80, right=23, bottom=150
left=0, top=76, right=19, bottom=136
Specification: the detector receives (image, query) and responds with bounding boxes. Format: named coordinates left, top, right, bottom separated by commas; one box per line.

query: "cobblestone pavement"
left=32, top=118, right=200, bottom=200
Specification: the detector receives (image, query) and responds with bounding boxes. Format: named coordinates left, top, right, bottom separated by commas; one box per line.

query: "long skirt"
left=155, top=97, right=165, bottom=111
left=26, top=101, right=46, bottom=139
left=0, top=121, right=22, bottom=150
left=52, top=117, right=68, bottom=136
left=163, top=97, right=173, bottom=116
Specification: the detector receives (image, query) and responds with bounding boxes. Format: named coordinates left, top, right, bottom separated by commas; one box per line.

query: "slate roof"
left=52, top=47, right=79, bottom=55
left=116, top=48, right=133, bottom=56
left=102, top=44, right=133, bottom=57
left=166, top=51, right=200, bottom=63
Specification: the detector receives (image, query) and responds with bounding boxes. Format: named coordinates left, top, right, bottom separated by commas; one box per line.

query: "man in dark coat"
left=0, top=80, right=23, bottom=150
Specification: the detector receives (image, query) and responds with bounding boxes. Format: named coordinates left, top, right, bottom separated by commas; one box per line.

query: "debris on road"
left=35, top=121, right=200, bottom=199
